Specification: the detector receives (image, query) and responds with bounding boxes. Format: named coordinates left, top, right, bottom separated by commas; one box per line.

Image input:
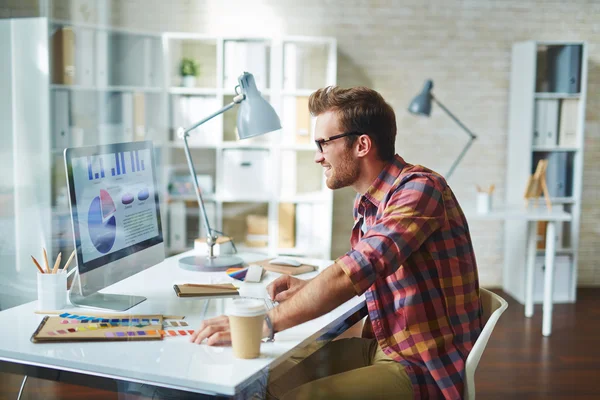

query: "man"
left=191, top=86, right=482, bottom=400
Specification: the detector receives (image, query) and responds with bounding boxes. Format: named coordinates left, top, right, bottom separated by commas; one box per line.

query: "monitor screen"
left=65, top=141, right=163, bottom=276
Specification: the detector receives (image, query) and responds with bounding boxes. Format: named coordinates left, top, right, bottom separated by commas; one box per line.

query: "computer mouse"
left=269, top=257, right=302, bottom=267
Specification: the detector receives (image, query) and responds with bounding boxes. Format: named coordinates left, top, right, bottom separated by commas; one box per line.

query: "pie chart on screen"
left=88, top=189, right=117, bottom=254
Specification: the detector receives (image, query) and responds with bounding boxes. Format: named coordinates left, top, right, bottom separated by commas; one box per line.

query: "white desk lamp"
left=177, top=72, right=281, bottom=271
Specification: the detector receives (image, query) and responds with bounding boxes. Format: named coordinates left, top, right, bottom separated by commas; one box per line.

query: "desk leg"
left=525, top=221, right=537, bottom=318
left=542, top=221, right=556, bottom=336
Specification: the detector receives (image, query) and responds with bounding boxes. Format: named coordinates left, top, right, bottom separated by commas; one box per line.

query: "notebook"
left=173, top=283, right=240, bottom=298
left=253, top=259, right=319, bottom=276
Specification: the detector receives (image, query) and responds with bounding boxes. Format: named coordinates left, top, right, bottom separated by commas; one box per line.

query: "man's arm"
left=268, top=261, right=357, bottom=334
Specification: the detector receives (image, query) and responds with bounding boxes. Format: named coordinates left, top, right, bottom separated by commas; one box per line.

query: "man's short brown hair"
left=308, top=86, right=396, bottom=161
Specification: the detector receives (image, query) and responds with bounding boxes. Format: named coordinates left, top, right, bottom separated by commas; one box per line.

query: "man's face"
left=313, top=111, right=360, bottom=190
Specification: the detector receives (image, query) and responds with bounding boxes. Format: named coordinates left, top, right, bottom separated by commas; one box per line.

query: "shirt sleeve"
left=337, top=174, right=447, bottom=295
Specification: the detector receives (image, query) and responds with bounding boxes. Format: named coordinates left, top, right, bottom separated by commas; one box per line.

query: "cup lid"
left=226, top=299, right=266, bottom=317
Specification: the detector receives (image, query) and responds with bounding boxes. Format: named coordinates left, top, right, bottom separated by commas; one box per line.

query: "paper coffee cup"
left=227, top=299, right=266, bottom=359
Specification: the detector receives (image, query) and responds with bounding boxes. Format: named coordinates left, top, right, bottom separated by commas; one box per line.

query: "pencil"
left=31, top=256, right=45, bottom=274
left=42, top=248, right=50, bottom=273
left=52, top=252, right=62, bottom=274
left=62, top=250, right=76, bottom=272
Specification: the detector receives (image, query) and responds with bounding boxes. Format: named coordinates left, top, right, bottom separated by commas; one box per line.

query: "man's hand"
left=266, top=275, right=309, bottom=302
left=190, top=315, right=271, bottom=346
left=190, top=315, right=232, bottom=345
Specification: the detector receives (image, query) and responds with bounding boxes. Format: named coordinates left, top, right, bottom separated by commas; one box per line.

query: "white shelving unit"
left=505, top=41, right=588, bottom=304
left=162, top=34, right=337, bottom=259
left=47, top=19, right=168, bottom=260
left=45, top=19, right=336, bottom=261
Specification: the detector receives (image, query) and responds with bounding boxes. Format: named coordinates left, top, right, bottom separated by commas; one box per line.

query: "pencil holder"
left=37, top=269, right=67, bottom=310
left=477, top=192, right=492, bottom=214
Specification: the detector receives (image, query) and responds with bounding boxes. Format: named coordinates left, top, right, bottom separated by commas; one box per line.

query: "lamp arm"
left=431, top=95, right=477, bottom=179
left=431, top=96, right=477, bottom=140
left=178, top=97, right=244, bottom=257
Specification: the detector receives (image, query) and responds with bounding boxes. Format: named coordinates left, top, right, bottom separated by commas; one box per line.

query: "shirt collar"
left=361, top=154, right=407, bottom=207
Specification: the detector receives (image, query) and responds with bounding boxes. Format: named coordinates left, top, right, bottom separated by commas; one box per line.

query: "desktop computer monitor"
left=64, top=141, right=164, bottom=311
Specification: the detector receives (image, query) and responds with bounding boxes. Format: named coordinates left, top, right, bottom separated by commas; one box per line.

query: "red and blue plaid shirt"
left=337, top=155, right=482, bottom=399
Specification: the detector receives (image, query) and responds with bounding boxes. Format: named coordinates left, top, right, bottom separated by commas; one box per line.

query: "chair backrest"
left=464, top=288, right=508, bottom=400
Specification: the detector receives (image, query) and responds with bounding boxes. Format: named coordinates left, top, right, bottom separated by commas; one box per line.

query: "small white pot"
left=181, top=75, right=196, bottom=88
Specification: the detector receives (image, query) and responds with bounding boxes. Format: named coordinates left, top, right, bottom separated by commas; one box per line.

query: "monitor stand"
left=69, top=270, right=146, bottom=312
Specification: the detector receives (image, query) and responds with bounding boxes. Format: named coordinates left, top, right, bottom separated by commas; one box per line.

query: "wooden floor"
left=1, top=288, right=599, bottom=399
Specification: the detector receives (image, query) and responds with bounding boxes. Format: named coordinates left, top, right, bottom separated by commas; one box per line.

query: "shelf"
left=50, top=19, right=162, bottom=38
left=169, top=87, right=219, bottom=96
left=279, top=193, right=326, bottom=204
left=536, top=248, right=574, bottom=256
left=51, top=84, right=163, bottom=93
left=282, top=89, right=316, bottom=97
left=280, top=143, right=316, bottom=151
left=532, top=146, right=580, bottom=152
left=220, top=141, right=273, bottom=150
left=166, top=194, right=216, bottom=203
left=534, top=92, right=580, bottom=99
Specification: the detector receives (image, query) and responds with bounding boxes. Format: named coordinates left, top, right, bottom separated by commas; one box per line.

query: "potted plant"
left=180, top=57, right=200, bottom=88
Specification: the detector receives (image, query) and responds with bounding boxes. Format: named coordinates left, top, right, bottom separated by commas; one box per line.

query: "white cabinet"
left=504, top=41, right=588, bottom=304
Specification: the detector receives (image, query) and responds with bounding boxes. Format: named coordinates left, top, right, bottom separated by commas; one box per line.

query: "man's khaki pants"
left=266, top=338, right=413, bottom=400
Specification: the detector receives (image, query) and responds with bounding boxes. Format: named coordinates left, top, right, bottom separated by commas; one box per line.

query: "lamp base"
left=178, top=255, right=244, bottom=272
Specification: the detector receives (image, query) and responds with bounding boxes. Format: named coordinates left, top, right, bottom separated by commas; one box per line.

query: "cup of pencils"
left=476, top=184, right=495, bottom=214
left=32, top=249, right=75, bottom=310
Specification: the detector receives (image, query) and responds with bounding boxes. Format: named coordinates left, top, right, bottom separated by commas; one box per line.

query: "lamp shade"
left=236, top=72, right=281, bottom=139
left=408, top=79, right=434, bottom=116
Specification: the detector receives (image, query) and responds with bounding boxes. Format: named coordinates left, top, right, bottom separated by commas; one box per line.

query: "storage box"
left=279, top=203, right=296, bottom=248
left=221, top=149, right=271, bottom=197
left=246, top=214, right=268, bottom=247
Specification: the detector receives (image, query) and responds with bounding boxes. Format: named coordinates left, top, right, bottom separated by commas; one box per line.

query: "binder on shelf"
left=95, top=30, right=109, bottom=87
left=278, top=203, right=296, bottom=248
left=533, top=99, right=545, bottom=146
left=52, top=90, right=70, bottom=149
left=169, top=201, right=187, bottom=250
left=246, top=214, right=269, bottom=247
left=121, top=92, right=134, bottom=142
left=544, top=152, right=569, bottom=197
left=558, top=99, right=578, bottom=147
left=534, top=99, right=559, bottom=146
left=51, top=26, right=75, bottom=85
left=548, top=45, right=581, bottom=94
left=222, top=149, right=271, bottom=197
left=295, top=97, right=311, bottom=144
left=74, top=28, right=95, bottom=86
left=133, top=92, right=146, bottom=141
left=224, top=41, right=267, bottom=90
left=280, top=152, right=297, bottom=197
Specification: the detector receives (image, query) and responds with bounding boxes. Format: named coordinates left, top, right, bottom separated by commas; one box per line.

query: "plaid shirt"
left=337, top=155, right=482, bottom=400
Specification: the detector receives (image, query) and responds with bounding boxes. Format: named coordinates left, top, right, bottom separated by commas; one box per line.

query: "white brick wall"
left=6, top=0, right=600, bottom=287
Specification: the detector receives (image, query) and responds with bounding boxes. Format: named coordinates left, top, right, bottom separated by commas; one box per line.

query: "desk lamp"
left=408, top=80, right=477, bottom=179
left=178, top=72, right=281, bottom=271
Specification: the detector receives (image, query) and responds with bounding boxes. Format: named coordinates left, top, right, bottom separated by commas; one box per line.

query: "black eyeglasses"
left=314, top=131, right=364, bottom=153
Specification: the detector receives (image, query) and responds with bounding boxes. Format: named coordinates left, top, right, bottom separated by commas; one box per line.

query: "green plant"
left=179, top=58, right=200, bottom=77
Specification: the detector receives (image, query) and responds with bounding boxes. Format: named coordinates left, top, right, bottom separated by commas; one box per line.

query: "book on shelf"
left=51, top=26, right=75, bottom=85
left=558, top=99, right=578, bottom=147
left=278, top=203, right=296, bottom=248
left=133, top=92, right=146, bottom=141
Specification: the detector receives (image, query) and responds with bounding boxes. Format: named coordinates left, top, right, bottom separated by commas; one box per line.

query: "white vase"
left=181, top=76, right=196, bottom=88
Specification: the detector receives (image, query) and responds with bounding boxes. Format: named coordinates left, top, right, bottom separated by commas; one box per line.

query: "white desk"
left=0, top=252, right=366, bottom=398
left=466, top=206, right=572, bottom=336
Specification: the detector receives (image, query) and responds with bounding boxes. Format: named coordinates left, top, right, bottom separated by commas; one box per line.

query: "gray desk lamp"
left=177, top=72, right=281, bottom=271
left=408, top=80, right=477, bottom=179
